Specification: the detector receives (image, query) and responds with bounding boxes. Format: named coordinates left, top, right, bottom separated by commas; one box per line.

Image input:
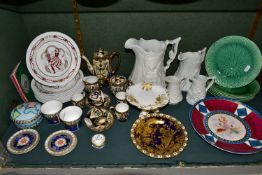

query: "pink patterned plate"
left=26, top=32, right=81, bottom=87
left=190, top=97, right=262, bottom=154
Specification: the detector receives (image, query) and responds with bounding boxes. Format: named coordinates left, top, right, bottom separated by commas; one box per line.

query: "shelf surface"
left=2, top=89, right=262, bottom=168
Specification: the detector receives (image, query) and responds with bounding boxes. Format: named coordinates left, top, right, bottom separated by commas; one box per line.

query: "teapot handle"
left=164, top=37, right=181, bottom=72
left=81, top=55, right=94, bottom=75
left=206, top=76, right=216, bottom=91
left=110, top=52, right=121, bottom=75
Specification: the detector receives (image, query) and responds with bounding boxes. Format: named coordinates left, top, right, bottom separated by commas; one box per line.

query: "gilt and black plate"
left=7, top=129, right=40, bottom=154
left=45, top=130, right=77, bottom=156
left=131, top=113, right=188, bottom=158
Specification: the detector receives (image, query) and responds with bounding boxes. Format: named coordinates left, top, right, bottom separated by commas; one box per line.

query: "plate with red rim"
left=190, top=97, right=262, bottom=154
left=26, top=31, right=81, bottom=87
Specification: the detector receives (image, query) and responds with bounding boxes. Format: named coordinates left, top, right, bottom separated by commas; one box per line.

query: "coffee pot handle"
left=110, top=52, right=121, bottom=75
left=206, top=76, right=216, bottom=91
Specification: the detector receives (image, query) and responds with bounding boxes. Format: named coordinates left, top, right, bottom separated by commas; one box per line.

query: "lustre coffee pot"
left=82, top=48, right=121, bottom=85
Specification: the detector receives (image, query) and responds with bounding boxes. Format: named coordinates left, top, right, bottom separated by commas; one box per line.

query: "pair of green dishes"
left=205, top=36, right=262, bottom=101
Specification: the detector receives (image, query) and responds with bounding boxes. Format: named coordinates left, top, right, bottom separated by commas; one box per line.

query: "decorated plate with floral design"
left=26, top=31, right=81, bottom=87
left=131, top=113, right=188, bottom=158
left=7, top=129, right=40, bottom=154
left=45, top=130, right=77, bottom=156
left=190, top=97, right=262, bottom=154
left=126, top=83, right=169, bottom=111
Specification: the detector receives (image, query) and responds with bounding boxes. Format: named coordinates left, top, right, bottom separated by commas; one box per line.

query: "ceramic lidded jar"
left=109, top=75, right=128, bottom=95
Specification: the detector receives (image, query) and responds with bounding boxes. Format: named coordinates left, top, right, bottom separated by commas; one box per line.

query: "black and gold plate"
left=131, top=113, right=188, bottom=159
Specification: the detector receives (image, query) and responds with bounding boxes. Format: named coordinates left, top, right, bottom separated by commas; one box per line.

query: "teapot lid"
left=93, top=48, right=108, bottom=58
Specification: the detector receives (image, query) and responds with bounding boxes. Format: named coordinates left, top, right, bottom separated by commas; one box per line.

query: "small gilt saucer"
left=7, top=129, right=40, bottom=155
left=45, top=130, right=77, bottom=156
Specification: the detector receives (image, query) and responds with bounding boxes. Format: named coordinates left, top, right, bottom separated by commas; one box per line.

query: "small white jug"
left=186, top=75, right=215, bottom=105
left=165, top=76, right=183, bottom=105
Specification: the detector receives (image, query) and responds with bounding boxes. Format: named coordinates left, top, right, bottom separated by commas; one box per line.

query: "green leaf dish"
left=208, top=80, right=260, bottom=102
left=205, top=36, right=262, bottom=88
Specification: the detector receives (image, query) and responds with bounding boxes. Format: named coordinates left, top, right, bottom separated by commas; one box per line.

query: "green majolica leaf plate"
left=208, top=80, right=260, bottom=102
left=205, top=36, right=262, bottom=88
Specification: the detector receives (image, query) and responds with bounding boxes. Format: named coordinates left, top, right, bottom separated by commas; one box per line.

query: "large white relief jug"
left=124, top=37, right=181, bottom=87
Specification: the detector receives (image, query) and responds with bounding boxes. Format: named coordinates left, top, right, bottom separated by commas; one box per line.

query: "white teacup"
left=41, top=100, right=63, bottom=125
left=115, top=91, right=126, bottom=103
left=59, top=106, right=82, bottom=132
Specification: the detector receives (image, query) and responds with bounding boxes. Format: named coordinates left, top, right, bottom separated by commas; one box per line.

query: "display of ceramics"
left=81, top=48, right=121, bottom=84
left=26, top=31, right=81, bottom=87
left=205, top=36, right=262, bottom=88
left=11, top=102, right=42, bottom=129
left=31, top=70, right=85, bottom=103
left=45, top=130, right=77, bottom=156
left=84, top=107, right=115, bottom=132
left=175, top=48, right=206, bottom=91
left=125, top=37, right=181, bottom=87
left=208, top=80, right=260, bottom=102
left=126, top=83, right=169, bottom=111
left=131, top=113, right=188, bottom=158
left=6, top=129, right=40, bottom=154
left=190, top=97, right=262, bottom=154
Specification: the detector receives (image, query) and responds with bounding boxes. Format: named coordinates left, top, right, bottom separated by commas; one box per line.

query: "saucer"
left=7, top=129, right=40, bottom=154
left=45, top=130, right=77, bottom=156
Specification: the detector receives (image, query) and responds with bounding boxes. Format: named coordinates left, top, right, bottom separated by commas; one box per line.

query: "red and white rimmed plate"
left=26, top=31, right=81, bottom=87
left=190, top=97, right=262, bottom=154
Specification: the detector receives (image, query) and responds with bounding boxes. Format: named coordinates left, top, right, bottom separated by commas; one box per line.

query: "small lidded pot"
left=59, top=106, right=82, bottom=132
left=109, top=75, right=128, bottom=95
left=41, top=100, right=63, bottom=125
left=91, top=134, right=106, bottom=149
left=71, top=92, right=86, bottom=108
left=83, top=76, right=100, bottom=92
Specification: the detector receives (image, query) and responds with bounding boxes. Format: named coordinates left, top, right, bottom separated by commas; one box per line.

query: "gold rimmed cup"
left=83, top=76, right=100, bottom=92
left=59, top=106, right=82, bottom=132
left=41, top=100, right=63, bottom=125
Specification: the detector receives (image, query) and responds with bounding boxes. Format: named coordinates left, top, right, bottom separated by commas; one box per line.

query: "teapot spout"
left=81, top=55, right=94, bottom=75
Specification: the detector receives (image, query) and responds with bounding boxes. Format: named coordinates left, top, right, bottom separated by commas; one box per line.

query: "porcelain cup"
left=59, top=106, right=82, bottom=132
left=71, top=92, right=86, bottom=108
left=41, top=100, right=63, bottom=125
left=83, top=76, right=100, bottom=92
left=115, top=91, right=126, bottom=103
left=111, top=103, right=129, bottom=122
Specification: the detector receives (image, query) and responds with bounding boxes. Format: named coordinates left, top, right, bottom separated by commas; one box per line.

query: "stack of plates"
left=26, top=31, right=83, bottom=103
left=31, top=70, right=84, bottom=103
left=205, top=36, right=262, bottom=101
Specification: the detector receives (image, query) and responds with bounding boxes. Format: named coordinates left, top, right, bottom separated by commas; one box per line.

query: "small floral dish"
left=45, top=130, right=77, bottom=156
left=190, top=97, right=262, bottom=154
left=131, top=113, right=188, bottom=158
left=11, top=102, right=42, bottom=129
left=126, top=83, right=169, bottom=111
left=7, top=129, right=40, bottom=154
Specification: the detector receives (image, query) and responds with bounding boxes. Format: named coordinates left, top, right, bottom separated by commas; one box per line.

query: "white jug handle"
left=164, top=37, right=181, bottom=72
left=206, top=76, right=216, bottom=91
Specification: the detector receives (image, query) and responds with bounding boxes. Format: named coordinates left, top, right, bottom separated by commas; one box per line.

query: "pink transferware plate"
left=26, top=31, right=81, bottom=87
left=190, top=97, right=262, bottom=154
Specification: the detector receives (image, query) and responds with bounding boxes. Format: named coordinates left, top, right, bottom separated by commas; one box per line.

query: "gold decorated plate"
left=131, top=113, right=188, bottom=158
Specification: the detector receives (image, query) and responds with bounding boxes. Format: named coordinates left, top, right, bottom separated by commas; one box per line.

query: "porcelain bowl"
left=11, top=102, right=43, bottom=129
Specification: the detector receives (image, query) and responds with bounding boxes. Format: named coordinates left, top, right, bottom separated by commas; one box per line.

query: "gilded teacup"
left=59, top=106, right=82, bottom=132
left=41, top=100, right=62, bottom=125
